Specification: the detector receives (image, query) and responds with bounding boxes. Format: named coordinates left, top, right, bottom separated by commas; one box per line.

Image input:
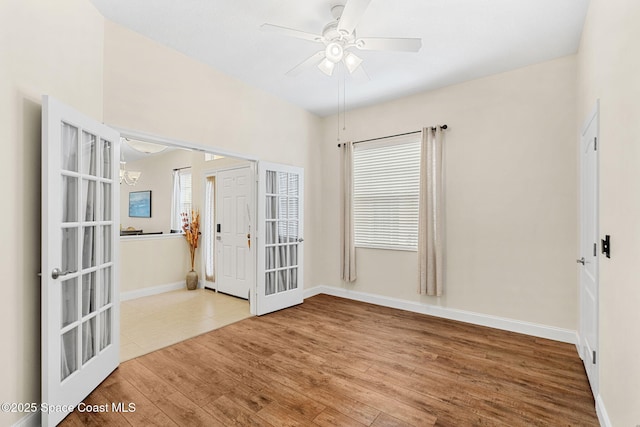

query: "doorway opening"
left=116, top=130, right=257, bottom=361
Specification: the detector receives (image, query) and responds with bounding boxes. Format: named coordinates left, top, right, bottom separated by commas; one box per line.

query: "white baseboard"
left=120, top=281, right=187, bottom=301
left=12, top=411, right=39, bottom=427
left=596, top=394, right=611, bottom=427
left=304, top=285, right=578, bottom=345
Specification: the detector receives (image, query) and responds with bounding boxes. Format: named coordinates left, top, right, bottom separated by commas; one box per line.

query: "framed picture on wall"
left=129, top=190, right=152, bottom=218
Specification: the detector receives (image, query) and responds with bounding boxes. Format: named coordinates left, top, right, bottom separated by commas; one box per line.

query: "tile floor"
left=119, top=289, right=251, bottom=361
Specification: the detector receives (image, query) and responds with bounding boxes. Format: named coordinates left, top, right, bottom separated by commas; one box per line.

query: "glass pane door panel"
left=277, top=221, right=287, bottom=243
left=266, top=221, right=276, bottom=244
left=278, top=245, right=287, bottom=269
left=61, top=278, right=78, bottom=328
left=61, top=228, right=78, bottom=273
left=288, top=197, right=299, bottom=220
left=266, top=196, right=276, bottom=219
left=62, top=176, right=78, bottom=223
left=278, top=197, right=288, bottom=219
left=81, top=273, right=96, bottom=316
left=289, top=268, right=298, bottom=290
left=278, top=172, right=287, bottom=195
left=266, top=171, right=277, bottom=194
left=82, top=180, right=96, bottom=222
left=288, top=221, right=298, bottom=242
left=100, top=268, right=111, bottom=307
left=100, top=309, right=111, bottom=351
left=61, top=123, right=78, bottom=172
left=266, top=271, right=276, bottom=295
left=82, top=132, right=97, bottom=176
left=288, top=174, right=299, bottom=196
left=61, top=328, right=78, bottom=381
left=101, top=139, right=112, bottom=179
left=289, top=245, right=298, bottom=267
left=278, top=269, right=287, bottom=292
left=101, top=183, right=111, bottom=221
left=102, top=226, right=111, bottom=263
left=266, top=247, right=276, bottom=270
left=82, top=317, right=96, bottom=364
left=82, top=227, right=96, bottom=269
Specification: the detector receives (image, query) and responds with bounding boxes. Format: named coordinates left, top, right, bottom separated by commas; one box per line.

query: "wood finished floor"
left=61, top=294, right=598, bottom=426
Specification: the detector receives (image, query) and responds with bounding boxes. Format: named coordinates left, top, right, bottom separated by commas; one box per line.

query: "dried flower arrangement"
left=181, top=209, right=200, bottom=271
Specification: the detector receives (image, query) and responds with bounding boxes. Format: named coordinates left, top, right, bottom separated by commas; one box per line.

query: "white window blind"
left=353, top=135, right=421, bottom=251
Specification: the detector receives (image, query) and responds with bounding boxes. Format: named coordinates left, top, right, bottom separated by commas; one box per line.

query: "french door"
left=256, top=162, right=304, bottom=315
left=41, top=96, right=120, bottom=426
left=579, top=102, right=599, bottom=396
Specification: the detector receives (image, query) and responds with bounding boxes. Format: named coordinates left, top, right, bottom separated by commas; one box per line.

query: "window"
left=170, top=168, right=192, bottom=231
left=353, top=134, right=421, bottom=251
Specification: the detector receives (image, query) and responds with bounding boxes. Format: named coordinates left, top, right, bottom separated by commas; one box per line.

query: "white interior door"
left=41, top=96, right=120, bottom=426
left=579, top=102, right=599, bottom=396
left=217, top=167, right=253, bottom=299
left=257, top=162, right=304, bottom=315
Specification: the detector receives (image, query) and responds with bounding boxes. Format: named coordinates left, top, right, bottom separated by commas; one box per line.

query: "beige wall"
left=120, top=148, right=193, bottom=232
left=319, top=56, right=578, bottom=330
left=120, top=236, right=191, bottom=293
left=577, top=0, right=640, bottom=424
left=0, top=0, right=105, bottom=425
left=103, top=21, right=324, bottom=293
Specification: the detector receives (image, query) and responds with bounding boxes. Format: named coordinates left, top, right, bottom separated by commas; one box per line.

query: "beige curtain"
left=418, top=127, right=444, bottom=296
left=341, top=141, right=357, bottom=282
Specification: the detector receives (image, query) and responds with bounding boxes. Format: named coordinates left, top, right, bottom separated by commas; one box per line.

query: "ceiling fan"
left=261, top=0, right=422, bottom=77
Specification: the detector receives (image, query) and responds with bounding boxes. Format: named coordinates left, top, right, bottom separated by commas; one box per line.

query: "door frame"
left=578, top=100, right=599, bottom=397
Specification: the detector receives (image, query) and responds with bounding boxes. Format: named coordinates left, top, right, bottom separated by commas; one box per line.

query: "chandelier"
left=119, top=159, right=141, bottom=186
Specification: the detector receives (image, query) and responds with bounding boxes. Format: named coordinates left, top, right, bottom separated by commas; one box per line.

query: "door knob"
left=297, top=238, right=304, bottom=243
left=51, top=268, right=75, bottom=280
left=576, top=257, right=585, bottom=265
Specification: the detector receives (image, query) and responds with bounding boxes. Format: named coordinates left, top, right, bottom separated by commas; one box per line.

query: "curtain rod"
left=173, top=166, right=192, bottom=171
left=337, top=125, right=447, bottom=148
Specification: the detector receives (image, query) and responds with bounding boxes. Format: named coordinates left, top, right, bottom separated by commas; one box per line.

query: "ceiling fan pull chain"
left=343, top=73, right=347, bottom=131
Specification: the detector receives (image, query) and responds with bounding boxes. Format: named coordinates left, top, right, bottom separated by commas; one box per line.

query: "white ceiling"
left=89, top=0, right=589, bottom=117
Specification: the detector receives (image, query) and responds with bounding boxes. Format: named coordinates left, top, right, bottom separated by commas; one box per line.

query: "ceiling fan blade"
left=260, top=23, right=323, bottom=43
left=286, top=51, right=326, bottom=76
left=356, top=37, right=422, bottom=52
left=337, top=0, right=372, bottom=35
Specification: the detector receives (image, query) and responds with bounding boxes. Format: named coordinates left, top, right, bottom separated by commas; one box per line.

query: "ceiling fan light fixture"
left=325, top=42, right=344, bottom=63
left=124, top=137, right=167, bottom=154
left=318, top=58, right=336, bottom=76
left=343, top=51, right=363, bottom=73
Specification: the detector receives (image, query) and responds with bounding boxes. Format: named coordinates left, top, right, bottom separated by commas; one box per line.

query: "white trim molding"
left=120, top=281, right=189, bottom=301
left=304, top=286, right=578, bottom=345
left=596, top=394, right=612, bottom=427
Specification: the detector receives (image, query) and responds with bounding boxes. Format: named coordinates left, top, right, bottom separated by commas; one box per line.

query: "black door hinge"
left=592, top=350, right=597, bottom=364
left=593, top=243, right=597, bottom=257
left=594, top=137, right=597, bottom=151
